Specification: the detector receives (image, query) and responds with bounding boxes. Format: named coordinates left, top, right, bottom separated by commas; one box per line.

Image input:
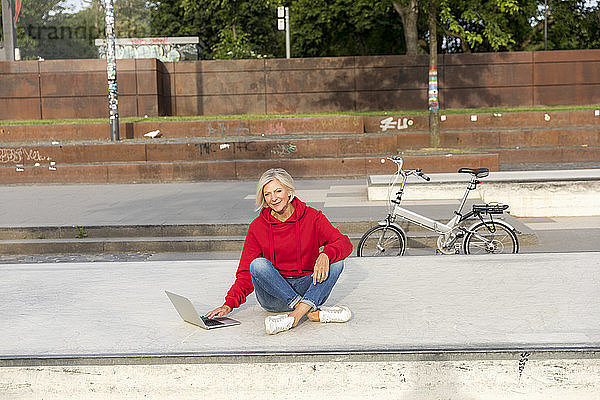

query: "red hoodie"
left=224, top=197, right=352, bottom=309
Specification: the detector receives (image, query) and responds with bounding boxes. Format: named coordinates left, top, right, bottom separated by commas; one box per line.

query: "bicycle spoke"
left=464, top=221, right=518, bottom=255
left=358, top=226, right=405, bottom=256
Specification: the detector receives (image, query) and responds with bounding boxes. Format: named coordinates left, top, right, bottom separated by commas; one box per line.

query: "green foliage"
left=544, top=0, right=600, bottom=50
left=5, top=0, right=152, bottom=60
left=2, top=104, right=600, bottom=126
left=291, top=0, right=406, bottom=57
left=150, top=0, right=406, bottom=58
left=10, top=0, right=66, bottom=59
left=212, top=27, right=269, bottom=59
left=438, top=0, right=523, bottom=52
left=4, top=0, right=600, bottom=60
left=438, top=0, right=600, bottom=53
left=150, top=0, right=282, bottom=59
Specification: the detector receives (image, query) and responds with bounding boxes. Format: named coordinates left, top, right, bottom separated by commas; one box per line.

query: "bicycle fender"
left=466, top=219, right=517, bottom=233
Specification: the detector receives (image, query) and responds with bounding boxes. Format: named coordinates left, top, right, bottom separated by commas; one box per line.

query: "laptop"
left=165, top=291, right=240, bottom=329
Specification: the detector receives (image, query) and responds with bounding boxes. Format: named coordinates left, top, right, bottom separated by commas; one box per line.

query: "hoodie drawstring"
left=263, top=198, right=305, bottom=275
left=269, top=226, right=275, bottom=266
left=295, top=220, right=302, bottom=274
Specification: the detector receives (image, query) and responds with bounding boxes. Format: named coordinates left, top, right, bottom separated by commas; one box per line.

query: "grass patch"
left=1, top=104, right=599, bottom=126
left=397, top=147, right=485, bottom=155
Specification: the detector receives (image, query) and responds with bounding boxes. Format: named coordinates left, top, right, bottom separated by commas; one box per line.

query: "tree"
left=428, top=0, right=439, bottom=147
left=212, top=27, right=268, bottom=59
left=437, top=0, right=521, bottom=52
left=3, top=0, right=153, bottom=60
left=542, top=0, right=600, bottom=50
left=392, top=0, right=419, bottom=55
left=151, top=0, right=282, bottom=59
left=7, top=0, right=63, bottom=59
left=80, top=0, right=152, bottom=38
left=291, top=0, right=406, bottom=57
left=151, top=0, right=406, bottom=59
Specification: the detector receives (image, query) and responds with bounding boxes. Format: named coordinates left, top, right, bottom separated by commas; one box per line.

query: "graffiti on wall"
left=379, top=117, right=414, bottom=132
left=271, top=143, right=297, bottom=157
left=1, top=147, right=56, bottom=171
left=207, top=121, right=250, bottom=137
left=0, top=148, right=50, bottom=164
left=95, top=37, right=202, bottom=62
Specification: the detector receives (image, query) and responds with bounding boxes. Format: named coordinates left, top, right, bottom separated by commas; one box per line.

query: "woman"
left=206, top=168, right=353, bottom=334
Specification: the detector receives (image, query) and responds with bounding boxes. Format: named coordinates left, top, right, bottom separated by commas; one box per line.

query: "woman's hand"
left=312, top=253, right=330, bottom=285
left=205, top=304, right=232, bottom=319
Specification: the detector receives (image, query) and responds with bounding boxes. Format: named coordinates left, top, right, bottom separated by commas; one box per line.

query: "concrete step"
left=395, top=127, right=599, bottom=149
left=0, top=153, right=499, bottom=183
left=1, top=109, right=598, bottom=142
left=1, top=141, right=596, bottom=184
left=1, top=126, right=597, bottom=161
left=0, top=222, right=375, bottom=240
left=0, top=231, right=537, bottom=255
left=0, top=218, right=537, bottom=255
left=0, top=224, right=251, bottom=240
left=497, top=145, right=600, bottom=165
left=0, top=236, right=247, bottom=254
left=368, top=168, right=600, bottom=217
left=0, top=115, right=365, bottom=142
left=0, top=133, right=405, bottom=164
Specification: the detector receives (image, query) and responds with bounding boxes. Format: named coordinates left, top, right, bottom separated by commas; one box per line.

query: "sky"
left=59, top=0, right=89, bottom=14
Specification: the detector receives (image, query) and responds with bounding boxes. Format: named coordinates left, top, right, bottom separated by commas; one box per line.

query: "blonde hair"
left=256, top=168, right=295, bottom=211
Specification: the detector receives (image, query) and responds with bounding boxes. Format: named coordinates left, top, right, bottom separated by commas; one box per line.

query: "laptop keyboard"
left=202, top=317, right=224, bottom=327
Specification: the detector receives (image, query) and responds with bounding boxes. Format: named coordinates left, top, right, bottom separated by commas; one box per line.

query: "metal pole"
left=285, top=7, right=290, bottom=59
left=104, top=0, right=119, bottom=141
left=1, top=0, right=17, bottom=61
left=544, top=0, right=548, bottom=51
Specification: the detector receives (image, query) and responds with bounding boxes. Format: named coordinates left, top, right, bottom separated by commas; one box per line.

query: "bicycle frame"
left=385, top=160, right=480, bottom=235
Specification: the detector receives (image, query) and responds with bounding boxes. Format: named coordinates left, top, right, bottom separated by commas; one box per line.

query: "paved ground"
left=1, top=252, right=599, bottom=360
left=0, top=177, right=598, bottom=263
left=1, top=177, right=599, bottom=398
left=0, top=178, right=384, bottom=227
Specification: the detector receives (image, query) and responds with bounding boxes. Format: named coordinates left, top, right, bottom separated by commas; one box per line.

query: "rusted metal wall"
left=1, top=49, right=599, bottom=120
left=0, top=58, right=164, bottom=120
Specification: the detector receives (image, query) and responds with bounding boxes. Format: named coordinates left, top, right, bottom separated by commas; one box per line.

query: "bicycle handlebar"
left=416, top=169, right=431, bottom=181
left=383, top=156, right=430, bottom=181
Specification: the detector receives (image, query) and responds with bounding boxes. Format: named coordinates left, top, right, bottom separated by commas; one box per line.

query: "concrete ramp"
left=1, top=252, right=599, bottom=359
left=1, top=253, right=600, bottom=398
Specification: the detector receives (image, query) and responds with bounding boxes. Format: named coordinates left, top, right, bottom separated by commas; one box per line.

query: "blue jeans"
left=249, top=257, right=344, bottom=312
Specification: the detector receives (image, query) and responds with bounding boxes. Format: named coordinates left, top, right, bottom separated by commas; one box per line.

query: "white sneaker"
left=318, top=306, right=352, bottom=323
left=265, top=314, right=294, bottom=335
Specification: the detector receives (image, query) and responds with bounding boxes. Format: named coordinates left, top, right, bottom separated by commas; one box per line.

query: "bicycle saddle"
left=458, top=168, right=489, bottom=178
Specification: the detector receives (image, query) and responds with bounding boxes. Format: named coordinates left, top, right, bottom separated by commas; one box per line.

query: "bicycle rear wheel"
left=462, top=220, right=519, bottom=254
left=357, top=225, right=406, bottom=257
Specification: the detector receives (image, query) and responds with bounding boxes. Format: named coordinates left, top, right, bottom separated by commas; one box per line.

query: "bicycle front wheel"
left=462, top=220, right=519, bottom=255
left=357, top=225, right=406, bottom=257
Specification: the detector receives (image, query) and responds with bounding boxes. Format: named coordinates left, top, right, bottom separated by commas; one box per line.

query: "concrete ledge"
left=0, top=218, right=537, bottom=255
left=368, top=169, right=600, bottom=217
left=0, top=232, right=539, bottom=255
left=2, top=253, right=599, bottom=398
left=3, top=352, right=600, bottom=399
left=1, top=253, right=598, bottom=359
left=3, top=349, right=600, bottom=367
left=0, top=153, right=498, bottom=184
left=2, top=109, right=598, bottom=142
left=1, top=248, right=598, bottom=399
